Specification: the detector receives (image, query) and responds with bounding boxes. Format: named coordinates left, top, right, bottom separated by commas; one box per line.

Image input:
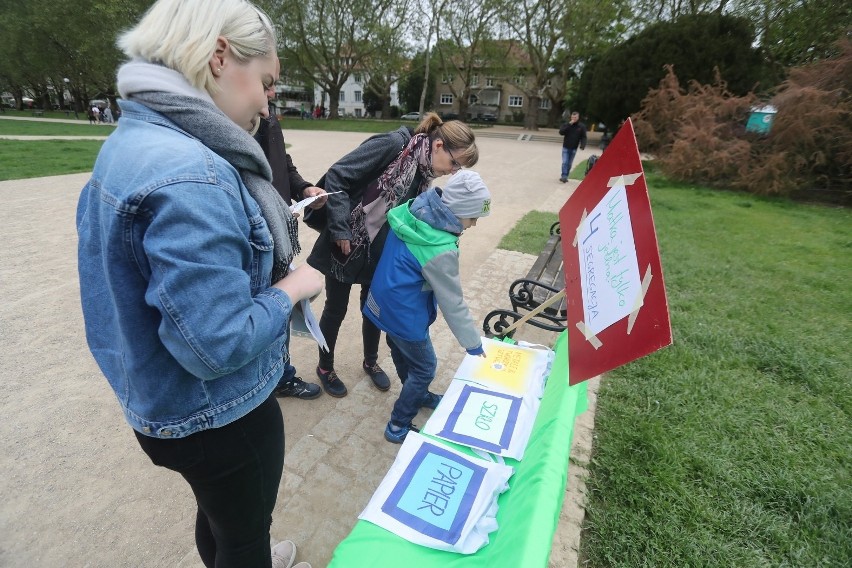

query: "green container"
left=746, top=105, right=777, bottom=134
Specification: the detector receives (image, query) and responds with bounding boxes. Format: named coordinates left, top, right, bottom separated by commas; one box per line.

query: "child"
left=363, top=170, right=491, bottom=443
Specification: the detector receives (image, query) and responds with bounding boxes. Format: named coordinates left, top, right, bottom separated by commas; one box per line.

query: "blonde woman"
left=76, top=1, right=321, bottom=566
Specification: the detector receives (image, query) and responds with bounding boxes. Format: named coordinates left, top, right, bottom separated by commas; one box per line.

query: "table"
left=329, top=331, right=587, bottom=567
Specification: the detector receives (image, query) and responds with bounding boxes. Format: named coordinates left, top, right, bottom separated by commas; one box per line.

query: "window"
left=513, top=76, right=523, bottom=86
left=442, top=74, right=454, bottom=84
left=355, top=108, right=362, bottom=118
left=355, top=91, right=362, bottom=102
left=540, top=98, right=551, bottom=109
left=468, top=94, right=478, bottom=105
left=508, top=95, right=523, bottom=107
left=354, top=73, right=362, bottom=83
left=486, top=77, right=494, bottom=87
left=339, top=91, right=345, bottom=102
left=440, top=93, right=454, bottom=105
left=471, top=73, right=479, bottom=86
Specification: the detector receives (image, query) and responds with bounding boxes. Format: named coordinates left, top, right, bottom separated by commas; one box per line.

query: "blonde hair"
left=415, top=112, right=479, bottom=167
left=118, top=0, right=276, bottom=95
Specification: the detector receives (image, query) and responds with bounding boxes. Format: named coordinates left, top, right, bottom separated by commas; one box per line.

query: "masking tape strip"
left=626, top=265, right=653, bottom=335
left=572, top=209, right=588, bottom=248
left=575, top=321, right=603, bottom=350
left=606, top=172, right=643, bottom=188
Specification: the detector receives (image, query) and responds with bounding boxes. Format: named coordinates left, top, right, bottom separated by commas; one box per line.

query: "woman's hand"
left=335, top=239, right=351, bottom=255
left=272, top=264, right=324, bottom=303
left=303, top=186, right=328, bottom=209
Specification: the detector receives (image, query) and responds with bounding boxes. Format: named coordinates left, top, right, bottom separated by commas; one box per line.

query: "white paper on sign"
left=288, top=191, right=343, bottom=215
left=577, top=184, right=642, bottom=335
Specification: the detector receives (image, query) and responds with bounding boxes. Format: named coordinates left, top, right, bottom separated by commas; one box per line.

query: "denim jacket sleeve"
left=140, top=178, right=292, bottom=381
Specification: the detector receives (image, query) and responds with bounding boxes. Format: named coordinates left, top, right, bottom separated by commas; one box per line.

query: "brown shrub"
left=633, top=39, right=851, bottom=204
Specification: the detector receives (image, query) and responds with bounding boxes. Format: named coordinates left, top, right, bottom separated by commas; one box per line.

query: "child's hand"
left=466, top=345, right=486, bottom=358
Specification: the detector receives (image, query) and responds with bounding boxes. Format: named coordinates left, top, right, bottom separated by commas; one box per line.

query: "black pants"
left=318, top=275, right=381, bottom=369
left=135, top=396, right=284, bottom=568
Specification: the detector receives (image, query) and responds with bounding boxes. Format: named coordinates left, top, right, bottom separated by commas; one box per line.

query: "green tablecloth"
left=329, top=331, right=588, bottom=567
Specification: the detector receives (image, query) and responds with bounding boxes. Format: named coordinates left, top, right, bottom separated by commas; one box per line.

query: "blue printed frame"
left=381, top=442, right=487, bottom=544
left=438, top=385, right=522, bottom=454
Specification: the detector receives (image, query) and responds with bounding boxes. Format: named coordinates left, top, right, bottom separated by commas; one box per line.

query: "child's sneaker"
left=420, top=391, right=443, bottom=410
left=384, top=421, right=419, bottom=444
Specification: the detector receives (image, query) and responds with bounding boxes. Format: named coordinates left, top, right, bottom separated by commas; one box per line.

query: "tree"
left=433, top=0, right=503, bottom=120
left=731, top=0, right=852, bottom=69
left=398, top=49, right=437, bottom=112
left=272, top=0, right=403, bottom=119
left=586, top=12, right=765, bottom=129
left=499, top=0, right=578, bottom=130
left=359, top=22, right=413, bottom=119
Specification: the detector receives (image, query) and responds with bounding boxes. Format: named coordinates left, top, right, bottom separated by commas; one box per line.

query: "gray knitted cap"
left=440, top=170, right=492, bottom=218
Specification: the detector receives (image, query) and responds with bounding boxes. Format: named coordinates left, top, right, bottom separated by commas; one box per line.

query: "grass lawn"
left=500, top=168, right=851, bottom=566
left=0, top=140, right=103, bottom=180
left=0, top=119, right=114, bottom=136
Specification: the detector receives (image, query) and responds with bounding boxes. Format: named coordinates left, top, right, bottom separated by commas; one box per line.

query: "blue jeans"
left=561, top=147, right=578, bottom=179
left=386, top=333, right=437, bottom=427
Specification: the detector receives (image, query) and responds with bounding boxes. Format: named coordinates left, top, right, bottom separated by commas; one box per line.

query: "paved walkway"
left=0, top=126, right=600, bottom=568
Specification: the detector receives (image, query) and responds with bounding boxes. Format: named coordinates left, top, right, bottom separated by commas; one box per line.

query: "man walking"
left=558, top=111, right=587, bottom=183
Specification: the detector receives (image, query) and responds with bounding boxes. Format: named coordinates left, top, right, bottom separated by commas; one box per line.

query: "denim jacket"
left=76, top=100, right=293, bottom=439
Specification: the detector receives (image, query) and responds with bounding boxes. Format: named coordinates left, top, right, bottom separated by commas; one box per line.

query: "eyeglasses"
left=446, top=146, right=463, bottom=172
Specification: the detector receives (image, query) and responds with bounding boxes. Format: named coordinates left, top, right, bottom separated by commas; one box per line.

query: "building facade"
left=313, top=71, right=400, bottom=118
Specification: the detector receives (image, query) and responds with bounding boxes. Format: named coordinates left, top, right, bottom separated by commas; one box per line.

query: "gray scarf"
left=117, top=62, right=298, bottom=282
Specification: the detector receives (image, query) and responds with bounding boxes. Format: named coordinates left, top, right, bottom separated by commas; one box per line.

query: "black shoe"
left=273, top=376, right=321, bottom=400
left=559, top=177, right=568, bottom=183
left=316, top=367, right=348, bottom=397
left=363, top=360, right=391, bottom=391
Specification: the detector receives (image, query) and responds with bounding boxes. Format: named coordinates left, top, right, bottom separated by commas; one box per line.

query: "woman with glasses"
left=306, top=112, right=478, bottom=397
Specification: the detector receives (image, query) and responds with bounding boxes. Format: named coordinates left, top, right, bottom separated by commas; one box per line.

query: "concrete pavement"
left=0, top=126, right=599, bottom=568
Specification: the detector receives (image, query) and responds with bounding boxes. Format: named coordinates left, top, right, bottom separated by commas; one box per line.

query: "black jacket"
left=559, top=121, right=587, bottom=150
left=254, top=105, right=312, bottom=205
left=307, top=126, right=415, bottom=284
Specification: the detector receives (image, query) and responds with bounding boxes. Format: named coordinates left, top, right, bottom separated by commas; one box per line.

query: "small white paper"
left=577, top=184, right=642, bottom=335
left=289, top=191, right=343, bottom=215
left=290, top=298, right=329, bottom=352
left=286, top=263, right=329, bottom=351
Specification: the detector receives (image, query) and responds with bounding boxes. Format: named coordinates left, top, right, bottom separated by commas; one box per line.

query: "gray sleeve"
left=323, top=130, right=407, bottom=241
left=422, top=250, right=481, bottom=350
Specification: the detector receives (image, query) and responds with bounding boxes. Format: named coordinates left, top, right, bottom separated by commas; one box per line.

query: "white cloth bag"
left=358, top=432, right=514, bottom=554
left=422, top=380, right=540, bottom=460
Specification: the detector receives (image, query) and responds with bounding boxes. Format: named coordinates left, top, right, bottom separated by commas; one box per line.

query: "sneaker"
left=363, top=360, right=391, bottom=391
left=271, top=540, right=296, bottom=568
left=559, top=177, right=568, bottom=183
left=274, top=376, right=321, bottom=400
left=384, top=421, right=419, bottom=444
left=420, top=391, right=443, bottom=410
left=316, top=367, right=347, bottom=397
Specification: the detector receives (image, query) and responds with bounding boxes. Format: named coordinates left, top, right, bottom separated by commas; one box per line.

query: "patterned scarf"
left=331, top=133, right=434, bottom=279
left=117, top=61, right=299, bottom=283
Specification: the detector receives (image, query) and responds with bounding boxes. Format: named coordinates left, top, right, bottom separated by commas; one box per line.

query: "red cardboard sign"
left=559, top=119, right=672, bottom=385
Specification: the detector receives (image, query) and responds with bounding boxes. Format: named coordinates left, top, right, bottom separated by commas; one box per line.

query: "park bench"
left=31, top=109, right=44, bottom=117
left=483, top=222, right=567, bottom=339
